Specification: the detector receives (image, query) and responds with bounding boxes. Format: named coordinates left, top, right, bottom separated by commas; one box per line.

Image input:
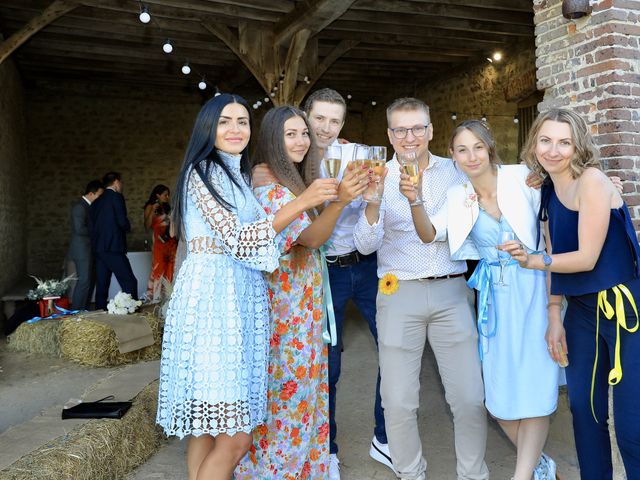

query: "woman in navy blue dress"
left=505, top=108, right=640, bottom=480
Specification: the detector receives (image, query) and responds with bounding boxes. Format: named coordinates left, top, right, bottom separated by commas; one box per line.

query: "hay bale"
left=59, top=313, right=162, bottom=368
left=0, top=381, right=166, bottom=480
left=6, top=320, right=62, bottom=357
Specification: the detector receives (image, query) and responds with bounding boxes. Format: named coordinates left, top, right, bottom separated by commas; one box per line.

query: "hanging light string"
left=136, top=3, right=218, bottom=93
left=441, top=110, right=520, bottom=123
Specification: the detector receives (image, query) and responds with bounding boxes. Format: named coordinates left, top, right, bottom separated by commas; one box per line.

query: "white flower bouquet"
left=26, top=274, right=76, bottom=300
left=107, top=291, right=142, bottom=315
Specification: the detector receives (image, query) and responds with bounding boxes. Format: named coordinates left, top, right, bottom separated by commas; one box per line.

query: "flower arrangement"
left=26, top=274, right=75, bottom=300
left=107, top=291, right=142, bottom=315
left=379, top=273, right=399, bottom=295
left=462, top=183, right=478, bottom=208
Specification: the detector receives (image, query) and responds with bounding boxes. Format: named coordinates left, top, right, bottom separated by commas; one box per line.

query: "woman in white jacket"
left=399, top=120, right=559, bottom=480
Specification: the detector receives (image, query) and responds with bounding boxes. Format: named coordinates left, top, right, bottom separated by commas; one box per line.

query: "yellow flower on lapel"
left=379, top=273, right=399, bottom=295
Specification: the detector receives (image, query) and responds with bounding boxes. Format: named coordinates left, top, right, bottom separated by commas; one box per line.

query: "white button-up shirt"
left=354, top=153, right=468, bottom=279
left=320, top=141, right=367, bottom=256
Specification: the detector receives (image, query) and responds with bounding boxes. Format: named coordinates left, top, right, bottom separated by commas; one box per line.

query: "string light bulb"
left=252, top=103, right=258, bottom=110
left=481, top=113, right=487, bottom=122
left=181, top=62, right=191, bottom=75
left=139, top=4, right=151, bottom=23
left=198, top=78, right=207, bottom=90
left=371, top=100, right=377, bottom=106
left=347, top=94, right=352, bottom=100
left=162, top=39, right=173, bottom=54
left=264, top=97, right=269, bottom=103
left=451, top=112, right=457, bottom=121
left=513, top=115, right=519, bottom=124
left=492, top=51, right=503, bottom=62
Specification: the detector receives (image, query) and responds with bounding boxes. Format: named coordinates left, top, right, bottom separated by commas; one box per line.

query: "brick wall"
left=25, top=84, right=202, bottom=277
left=0, top=59, right=28, bottom=295
left=359, top=45, right=536, bottom=163
left=534, top=0, right=640, bottom=232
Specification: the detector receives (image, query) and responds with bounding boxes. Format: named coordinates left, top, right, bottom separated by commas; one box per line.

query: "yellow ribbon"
left=590, top=285, right=639, bottom=421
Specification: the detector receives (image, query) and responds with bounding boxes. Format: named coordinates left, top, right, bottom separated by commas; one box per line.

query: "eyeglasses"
left=389, top=124, right=429, bottom=139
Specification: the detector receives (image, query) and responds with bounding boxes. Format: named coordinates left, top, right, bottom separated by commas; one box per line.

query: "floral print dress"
left=236, top=184, right=330, bottom=480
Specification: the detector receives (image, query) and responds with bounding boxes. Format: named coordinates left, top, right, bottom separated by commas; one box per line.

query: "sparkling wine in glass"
left=495, top=231, right=515, bottom=286
left=352, top=144, right=370, bottom=170
left=398, top=152, right=423, bottom=206
left=323, top=145, right=343, bottom=179
left=364, top=146, right=386, bottom=203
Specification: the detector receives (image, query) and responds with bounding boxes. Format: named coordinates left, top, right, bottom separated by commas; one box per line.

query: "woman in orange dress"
left=143, top=184, right=178, bottom=302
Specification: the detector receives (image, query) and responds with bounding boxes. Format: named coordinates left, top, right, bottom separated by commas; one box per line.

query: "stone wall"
left=25, top=85, right=202, bottom=277
left=0, top=59, right=28, bottom=295
left=534, top=0, right=640, bottom=231
left=359, top=44, right=536, bottom=163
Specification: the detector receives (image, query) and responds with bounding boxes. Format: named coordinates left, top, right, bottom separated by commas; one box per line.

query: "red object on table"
left=38, top=296, right=70, bottom=318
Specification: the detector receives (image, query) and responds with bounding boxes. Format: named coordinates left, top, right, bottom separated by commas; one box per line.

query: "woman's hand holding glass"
left=500, top=240, right=530, bottom=268
left=299, top=178, right=339, bottom=208
left=338, top=162, right=369, bottom=204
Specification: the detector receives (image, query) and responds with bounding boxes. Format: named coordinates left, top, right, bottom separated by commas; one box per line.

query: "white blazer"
left=431, top=164, right=544, bottom=261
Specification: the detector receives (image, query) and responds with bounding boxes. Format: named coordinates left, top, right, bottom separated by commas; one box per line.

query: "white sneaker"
left=369, top=436, right=395, bottom=472
left=329, top=453, right=341, bottom=480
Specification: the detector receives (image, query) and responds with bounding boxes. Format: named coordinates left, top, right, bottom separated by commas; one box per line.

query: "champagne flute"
left=323, top=145, right=343, bottom=179
left=364, top=146, right=386, bottom=203
left=398, top=152, right=423, bottom=206
left=352, top=144, right=370, bottom=170
left=323, top=145, right=343, bottom=202
left=495, top=231, right=515, bottom=286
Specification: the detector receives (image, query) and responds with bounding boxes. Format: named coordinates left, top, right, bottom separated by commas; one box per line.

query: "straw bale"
left=0, top=381, right=165, bottom=480
left=58, top=313, right=162, bottom=368
left=6, top=320, right=62, bottom=357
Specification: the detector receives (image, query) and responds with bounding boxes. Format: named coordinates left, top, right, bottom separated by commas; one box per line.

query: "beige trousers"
left=377, top=277, right=489, bottom=480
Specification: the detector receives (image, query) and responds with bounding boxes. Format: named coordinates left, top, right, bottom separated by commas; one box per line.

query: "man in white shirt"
left=354, top=98, right=489, bottom=480
left=253, top=88, right=391, bottom=480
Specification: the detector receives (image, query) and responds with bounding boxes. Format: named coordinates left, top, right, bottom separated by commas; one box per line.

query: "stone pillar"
left=534, top=0, right=640, bottom=235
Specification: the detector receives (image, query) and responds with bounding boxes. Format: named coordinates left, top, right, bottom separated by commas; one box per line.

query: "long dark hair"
left=172, top=93, right=252, bottom=240
left=252, top=106, right=319, bottom=196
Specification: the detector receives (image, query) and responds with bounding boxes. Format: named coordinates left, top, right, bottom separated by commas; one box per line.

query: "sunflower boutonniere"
left=379, top=273, right=399, bottom=295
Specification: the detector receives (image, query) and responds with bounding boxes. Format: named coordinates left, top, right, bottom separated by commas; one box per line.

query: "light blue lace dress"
left=468, top=212, right=559, bottom=420
left=157, top=152, right=280, bottom=439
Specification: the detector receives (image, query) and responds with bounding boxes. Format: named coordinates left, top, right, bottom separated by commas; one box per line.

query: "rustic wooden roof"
left=0, top=0, right=534, bottom=103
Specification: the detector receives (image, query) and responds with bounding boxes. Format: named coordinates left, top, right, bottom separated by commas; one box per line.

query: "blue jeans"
left=565, top=282, right=640, bottom=480
left=327, top=252, right=386, bottom=454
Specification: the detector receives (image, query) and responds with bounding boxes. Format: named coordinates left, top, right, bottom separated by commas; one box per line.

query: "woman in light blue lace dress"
left=156, top=94, right=338, bottom=480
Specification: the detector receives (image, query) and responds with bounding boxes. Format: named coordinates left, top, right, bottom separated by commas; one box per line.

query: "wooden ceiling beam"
left=274, top=0, right=356, bottom=45
left=339, top=10, right=533, bottom=36
left=353, top=0, right=532, bottom=25
left=0, top=0, right=79, bottom=64
left=294, top=38, right=358, bottom=104
left=319, top=29, right=503, bottom=49
left=25, top=36, right=236, bottom=63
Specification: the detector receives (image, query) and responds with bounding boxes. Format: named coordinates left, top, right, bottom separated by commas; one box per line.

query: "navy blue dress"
left=541, top=181, right=640, bottom=480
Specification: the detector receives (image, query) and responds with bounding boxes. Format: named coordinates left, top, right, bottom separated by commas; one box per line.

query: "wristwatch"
left=542, top=254, right=553, bottom=270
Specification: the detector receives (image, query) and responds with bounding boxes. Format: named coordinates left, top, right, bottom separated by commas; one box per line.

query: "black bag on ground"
left=61, top=395, right=132, bottom=419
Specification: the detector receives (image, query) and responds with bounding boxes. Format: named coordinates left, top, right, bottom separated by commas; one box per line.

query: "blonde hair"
left=448, top=120, right=501, bottom=166
left=386, top=97, right=430, bottom=125
left=520, top=108, right=601, bottom=179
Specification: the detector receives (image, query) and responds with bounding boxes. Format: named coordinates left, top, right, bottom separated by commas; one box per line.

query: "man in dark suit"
left=90, top=171, right=138, bottom=310
left=67, top=179, right=104, bottom=310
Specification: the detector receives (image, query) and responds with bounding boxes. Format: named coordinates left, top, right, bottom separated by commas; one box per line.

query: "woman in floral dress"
left=156, top=95, right=338, bottom=480
left=235, top=106, right=367, bottom=479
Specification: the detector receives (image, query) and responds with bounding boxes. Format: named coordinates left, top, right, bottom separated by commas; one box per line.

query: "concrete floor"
left=130, top=306, right=585, bottom=480
left=1, top=304, right=626, bottom=479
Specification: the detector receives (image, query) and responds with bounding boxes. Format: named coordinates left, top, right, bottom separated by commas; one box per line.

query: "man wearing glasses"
left=354, top=98, right=489, bottom=480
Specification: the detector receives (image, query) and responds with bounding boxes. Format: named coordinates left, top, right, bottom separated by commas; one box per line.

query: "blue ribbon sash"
left=319, top=246, right=338, bottom=346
